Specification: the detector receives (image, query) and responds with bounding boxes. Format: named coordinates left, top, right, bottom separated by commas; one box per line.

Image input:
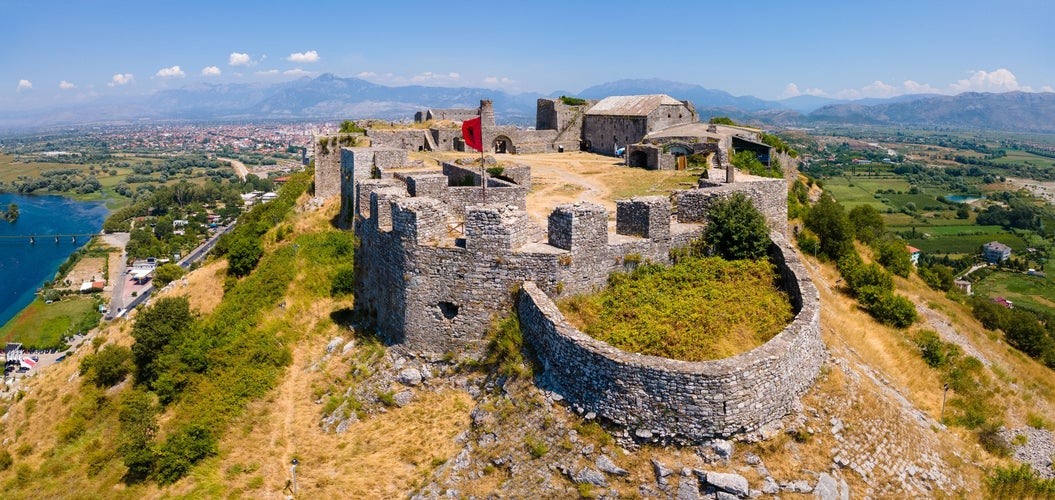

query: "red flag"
left=462, top=116, right=482, bottom=152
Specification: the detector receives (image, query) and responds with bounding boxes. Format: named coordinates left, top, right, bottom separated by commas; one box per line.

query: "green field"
left=973, top=270, right=1055, bottom=316
left=905, top=233, right=1028, bottom=255
left=991, top=150, right=1055, bottom=170
left=0, top=296, right=98, bottom=349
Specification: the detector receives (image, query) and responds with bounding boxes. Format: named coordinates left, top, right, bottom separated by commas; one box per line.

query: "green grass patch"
left=973, top=271, right=1055, bottom=316
left=0, top=296, right=97, bottom=349
left=905, top=233, right=1028, bottom=255
left=559, top=257, right=793, bottom=361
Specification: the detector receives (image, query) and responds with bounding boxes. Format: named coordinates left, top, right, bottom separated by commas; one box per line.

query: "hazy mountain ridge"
left=3, top=74, right=1055, bottom=133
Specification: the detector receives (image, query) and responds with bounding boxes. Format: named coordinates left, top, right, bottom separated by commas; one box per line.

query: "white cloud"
left=16, top=79, right=32, bottom=91
left=287, top=50, right=319, bottom=63
left=59, top=80, right=76, bottom=89
left=950, top=68, right=1028, bottom=93
left=283, top=68, right=316, bottom=77
left=228, top=52, right=253, bottom=66
left=155, top=65, right=185, bottom=78
left=255, top=69, right=280, bottom=76
left=483, top=76, right=516, bottom=86
left=779, top=83, right=826, bottom=99
left=902, top=80, right=942, bottom=94
left=108, top=73, right=134, bottom=86
left=356, top=71, right=377, bottom=78
left=798, top=68, right=1046, bottom=101
left=201, top=66, right=221, bottom=76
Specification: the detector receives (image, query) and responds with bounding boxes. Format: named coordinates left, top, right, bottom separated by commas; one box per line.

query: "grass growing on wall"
left=559, top=256, right=793, bottom=361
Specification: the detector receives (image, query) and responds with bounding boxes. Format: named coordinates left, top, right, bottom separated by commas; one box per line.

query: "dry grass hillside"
left=0, top=153, right=1052, bottom=498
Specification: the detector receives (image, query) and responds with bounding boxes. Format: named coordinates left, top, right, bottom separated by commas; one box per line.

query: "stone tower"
left=480, top=99, right=495, bottom=153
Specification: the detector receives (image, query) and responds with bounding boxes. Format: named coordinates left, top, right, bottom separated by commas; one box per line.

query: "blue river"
left=0, top=193, right=108, bottom=329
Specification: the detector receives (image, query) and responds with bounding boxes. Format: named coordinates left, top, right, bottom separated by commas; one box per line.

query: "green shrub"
left=80, top=344, right=133, bottom=388
left=987, top=464, right=1055, bottom=498
left=330, top=266, right=356, bottom=297
left=153, top=423, right=217, bottom=486
left=699, top=193, right=771, bottom=261
left=559, top=96, right=587, bottom=106
left=480, top=315, right=532, bottom=379
left=152, top=263, right=186, bottom=286
left=525, top=435, right=549, bottom=459
left=0, top=449, right=12, bottom=471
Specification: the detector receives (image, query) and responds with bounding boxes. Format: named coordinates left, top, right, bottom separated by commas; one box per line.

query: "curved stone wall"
left=518, top=232, right=824, bottom=442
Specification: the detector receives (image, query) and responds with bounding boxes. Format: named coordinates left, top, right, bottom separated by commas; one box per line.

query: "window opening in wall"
left=438, top=301, right=460, bottom=320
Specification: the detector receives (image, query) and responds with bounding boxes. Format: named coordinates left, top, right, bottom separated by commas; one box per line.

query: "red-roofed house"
left=906, top=245, right=921, bottom=266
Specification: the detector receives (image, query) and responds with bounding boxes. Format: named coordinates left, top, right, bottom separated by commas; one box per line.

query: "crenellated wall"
left=348, top=158, right=822, bottom=443
left=517, top=230, right=824, bottom=442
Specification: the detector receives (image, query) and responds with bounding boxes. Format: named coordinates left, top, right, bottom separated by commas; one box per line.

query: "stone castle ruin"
left=314, top=96, right=786, bottom=202
left=316, top=96, right=823, bottom=442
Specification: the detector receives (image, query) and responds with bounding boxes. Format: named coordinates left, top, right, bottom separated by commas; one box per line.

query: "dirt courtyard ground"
left=409, top=151, right=709, bottom=225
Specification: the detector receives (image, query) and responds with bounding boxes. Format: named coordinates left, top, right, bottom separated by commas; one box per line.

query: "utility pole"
left=290, top=458, right=298, bottom=496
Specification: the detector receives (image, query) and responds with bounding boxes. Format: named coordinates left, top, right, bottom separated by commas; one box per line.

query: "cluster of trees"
left=799, top=195, right=918, bottom=327
left=975, top=194, right=1048, bottom=231
left=1, top=203, right=17, bottom=222
left=10, top=169, right=102, bottom=194
left=972, top=299, right=1055, bottom=369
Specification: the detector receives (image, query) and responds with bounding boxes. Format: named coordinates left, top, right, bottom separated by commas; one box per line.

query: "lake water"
left=946, top=194, right=984, bottom=203
left=0, top=193, right=108, bottom=329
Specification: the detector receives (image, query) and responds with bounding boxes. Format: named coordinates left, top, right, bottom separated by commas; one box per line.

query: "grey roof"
left=586, top=94, right=683, bottom=116
left=985, top=241, right=1012, bottom=251
left=645, top=123, right=724, bottom=140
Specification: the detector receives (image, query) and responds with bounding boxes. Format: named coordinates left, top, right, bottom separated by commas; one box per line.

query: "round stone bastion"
left=517, top=231, right=825, bottom=443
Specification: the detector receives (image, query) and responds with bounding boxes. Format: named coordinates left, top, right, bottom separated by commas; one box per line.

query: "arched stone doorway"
left=628, top=150, right=649, bottom=168
left=668, top=144, right=692, bottom=156
left=493, top=135, right=514, bottom=154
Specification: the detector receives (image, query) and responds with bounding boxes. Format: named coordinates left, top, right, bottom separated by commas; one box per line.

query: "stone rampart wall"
left=517, top=230, right=823, bottom=442
left=676, top=178, right=788, bottom=235
left=367, top=129, right=427, bottom=151
left=314, top=133, right=360, bottom=200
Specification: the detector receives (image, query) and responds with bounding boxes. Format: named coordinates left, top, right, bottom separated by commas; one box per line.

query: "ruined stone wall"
left=314, top=133, right=359, bottom=200
left=517, top=230, right=824, bottom=442
left=366, top=129, right=427, bottom=151
left=584, top=115, right=648, bottom=155
left=676, top=178, right=789, bottom=235
left=646, top=103, right=697, bottom=133
left=431, top=129, right=462, bottom=152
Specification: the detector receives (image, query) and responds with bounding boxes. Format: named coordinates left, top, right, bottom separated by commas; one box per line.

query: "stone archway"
left=493, top=135, right=515, bottom=154
left=628, top=150, right=649, bottom=168
left=668, top=144, right=692, bottom=157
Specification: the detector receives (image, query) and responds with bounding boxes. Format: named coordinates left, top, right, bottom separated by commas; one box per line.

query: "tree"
left=79, top=344, right=133, bottom=388
left=848, top=205, right=884, bottom=243
left=708, top=116, right=736, bottom=125
left=227, top=235, right=263, bottom=277
left=805, top=194, right=854, bottom=260
left=339, top=120, right=365, bottom=134
left=130, top=297, right=194, bottom=386
left=919, top=263, right=955, bottom=291
left=153, top=263, right=186, bottom=286
left=118, top=389, right=159, bottom=484
left=699, top=193, right=771, bottom=260
left=875, top=239, right=913, bottom=278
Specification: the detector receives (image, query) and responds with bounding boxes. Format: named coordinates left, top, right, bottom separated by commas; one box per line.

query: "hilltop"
left=0, top=151, right=1052, bottom=498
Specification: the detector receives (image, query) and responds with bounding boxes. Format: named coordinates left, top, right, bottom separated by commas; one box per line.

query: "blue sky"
left=4, top=0, right=1053, bottom=110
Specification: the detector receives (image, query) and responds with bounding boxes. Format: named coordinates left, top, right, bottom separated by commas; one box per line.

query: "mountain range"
left=4, top=74, right=1055, bottom=133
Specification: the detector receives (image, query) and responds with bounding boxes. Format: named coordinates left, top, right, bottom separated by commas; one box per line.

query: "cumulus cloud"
left=356, top=71, right=377, bottom=78
left=950, top=68, right=1029, bottom=93
left=818, top=68, right=1041, bottom=100
left=283, top=68, right=316, bottom=77
left=1042, top=85, right=1055, bottom=93
left=59, top=80, right=76, bottom=89
left=108, top=73, right=134, bottom=86
left=201, top=66, right=221, bottom=76
left=255, top=69, right=280, bottom=76
left=483, top=76, right=517, bottom=87
left=287, top=50, right=319, bottom=63
left=17, top=79, right=32, bottom=91
left=779, top=83, right=826, bottom=99
left=228, top=52, right=253, bottom=66
left=155, top=65, right=185, bottom=78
